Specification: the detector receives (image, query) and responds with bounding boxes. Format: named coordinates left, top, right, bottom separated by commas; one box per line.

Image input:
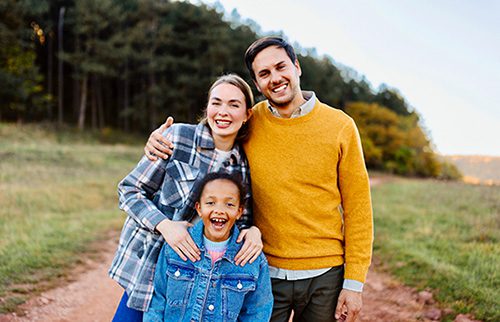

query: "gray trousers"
left=270, top=265, right=344, bottom=322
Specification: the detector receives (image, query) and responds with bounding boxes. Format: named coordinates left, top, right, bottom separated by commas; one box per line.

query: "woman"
left=109, top=74, right=263, bottom=321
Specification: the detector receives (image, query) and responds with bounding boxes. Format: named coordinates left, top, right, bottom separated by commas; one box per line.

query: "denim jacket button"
left=212, top=282, right=216, bottom=288
left=174, top=269, right=180, bottom=277
left=237, top=282, right=243, bottom=290
left=208, top=304, right=215, bottom=311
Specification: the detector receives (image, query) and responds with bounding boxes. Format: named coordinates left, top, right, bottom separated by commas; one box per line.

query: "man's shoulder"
left=251, top=101, right=268, bottom=114
left=317, top=101, right=351, bottom=119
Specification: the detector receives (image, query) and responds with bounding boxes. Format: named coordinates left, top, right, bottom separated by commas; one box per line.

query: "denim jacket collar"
left=190, top=220, right=242, bottom=264
left=195, top=122, right=244, bottom=167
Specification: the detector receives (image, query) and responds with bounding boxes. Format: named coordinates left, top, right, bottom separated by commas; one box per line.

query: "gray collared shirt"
left=266, top=91, right=363, bottom=292
left=268, top=91, right=316, bottom=118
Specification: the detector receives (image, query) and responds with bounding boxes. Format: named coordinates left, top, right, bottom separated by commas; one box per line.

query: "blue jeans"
left=113, top=292, right=143, bottom=322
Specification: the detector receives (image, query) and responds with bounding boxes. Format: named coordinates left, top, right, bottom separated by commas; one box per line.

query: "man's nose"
left=270, top=70, right=281, bottom=84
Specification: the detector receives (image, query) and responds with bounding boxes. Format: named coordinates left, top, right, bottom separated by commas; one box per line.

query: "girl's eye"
left=230, top=104, right=240, bottom=108
left=227, top=203, right=236, bottom=207
left=205, top=201, right=214, bottom=205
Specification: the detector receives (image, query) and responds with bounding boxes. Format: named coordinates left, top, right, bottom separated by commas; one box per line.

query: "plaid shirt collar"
left=195, top=122, right=244, bottom=166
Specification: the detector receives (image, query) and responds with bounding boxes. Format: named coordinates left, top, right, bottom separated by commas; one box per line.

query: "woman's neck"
left=212, top=135, right=235, bottom=151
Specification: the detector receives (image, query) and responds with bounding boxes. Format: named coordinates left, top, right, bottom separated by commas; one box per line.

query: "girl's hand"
left=235, top=226, right=263, bottom=266
left=156, top=219, right=201, bottom=261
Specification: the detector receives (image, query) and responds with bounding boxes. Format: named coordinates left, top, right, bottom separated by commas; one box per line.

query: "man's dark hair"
left=244, top=36, right=297, bottom=81
left=193, top=172, right=246, bottom=206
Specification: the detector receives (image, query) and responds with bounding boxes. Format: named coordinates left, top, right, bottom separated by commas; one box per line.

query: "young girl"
left=145, top=172, right=272, bottom=321
left=109, top=74, right=263, bottom=321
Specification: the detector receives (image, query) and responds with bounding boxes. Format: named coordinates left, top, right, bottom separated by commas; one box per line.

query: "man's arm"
left=337, top=117, right=374, bottom=321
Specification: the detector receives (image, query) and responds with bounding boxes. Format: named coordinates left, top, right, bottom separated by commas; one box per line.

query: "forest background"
left=0, top=0, right=462, bottom=179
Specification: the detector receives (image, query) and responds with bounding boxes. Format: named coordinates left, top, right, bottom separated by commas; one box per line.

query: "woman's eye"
left=227, top=203, right=235, bottom=207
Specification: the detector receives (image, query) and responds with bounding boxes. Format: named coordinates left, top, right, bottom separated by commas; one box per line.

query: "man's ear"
left=295, top=59, right=302, bottom=77
left=253, top=80, right=262, bottom=93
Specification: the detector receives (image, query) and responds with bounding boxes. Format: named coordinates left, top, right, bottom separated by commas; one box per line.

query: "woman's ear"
left=246, top=108, right=253, bottom=122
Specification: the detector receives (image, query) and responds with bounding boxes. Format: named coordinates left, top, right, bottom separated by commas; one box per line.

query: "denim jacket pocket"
left=159, top=160, right=199, bottom=209
left=165, top=262, right=196, bottom=308
left=221, top=276, right=257, bottom=320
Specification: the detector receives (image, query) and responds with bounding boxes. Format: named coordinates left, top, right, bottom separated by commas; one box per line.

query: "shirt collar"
left=194, top=122, right=244, bottom=166
left=268, top=91, right=316, bottom=118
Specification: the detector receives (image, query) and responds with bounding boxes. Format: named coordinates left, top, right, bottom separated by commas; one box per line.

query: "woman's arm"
left=118, top=126, right=200, bottom=261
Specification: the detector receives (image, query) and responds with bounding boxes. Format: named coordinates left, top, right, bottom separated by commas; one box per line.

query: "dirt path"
left=0, top=178, right=480, bottom=322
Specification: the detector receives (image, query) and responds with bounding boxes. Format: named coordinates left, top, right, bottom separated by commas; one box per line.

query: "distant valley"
left=446, top=155, right=500, bottom=185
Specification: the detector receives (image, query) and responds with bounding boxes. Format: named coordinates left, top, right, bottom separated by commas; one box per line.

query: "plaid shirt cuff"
left=139, top=207, right=168, bottom=232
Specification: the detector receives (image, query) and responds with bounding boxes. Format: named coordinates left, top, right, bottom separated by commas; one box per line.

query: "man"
left=145, top=37, right=373, bottom=322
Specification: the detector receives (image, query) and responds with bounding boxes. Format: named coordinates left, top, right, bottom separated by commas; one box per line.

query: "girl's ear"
left=236, top=206, right=243, bottom=220
left=195, top=202, right=202, bottom=216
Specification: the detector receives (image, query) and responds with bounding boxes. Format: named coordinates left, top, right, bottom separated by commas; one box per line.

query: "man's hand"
left=156, top=219, right=201, bottom=262
left=144, top=117, right=175, bottom=161
left=335, top=289, right=362, bottom=322
left=234, top=226, right=263, bottom=266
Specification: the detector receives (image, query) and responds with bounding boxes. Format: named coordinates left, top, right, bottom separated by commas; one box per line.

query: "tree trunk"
left=77, top=74, right=88, bottom=130
left=91, top=75, right=97, bottom=129
left=123, top=62, right=130, bottom=132
left=57, top=7, right=65, bottom=125
left=149, top=72, right=157, bottom=130
left=97, top=77, right=105, bottom=129
left=47, top=30, right=54, bottom=120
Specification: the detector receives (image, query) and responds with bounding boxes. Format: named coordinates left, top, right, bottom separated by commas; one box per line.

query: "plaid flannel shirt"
left=109, top=123, right=252, bottom=311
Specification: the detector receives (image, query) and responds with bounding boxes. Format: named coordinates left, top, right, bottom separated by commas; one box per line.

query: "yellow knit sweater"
left=244, top=99, right=373, bottom=283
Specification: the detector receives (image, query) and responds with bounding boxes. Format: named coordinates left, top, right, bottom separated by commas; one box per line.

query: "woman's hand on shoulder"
left=235, top=226, right=263, bottom=266
left=156, top=219, right=201, bottom=262
left=145, top=117, right=175, bottom=161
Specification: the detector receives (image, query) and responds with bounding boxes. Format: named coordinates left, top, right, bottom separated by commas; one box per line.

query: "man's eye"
left=231, top=104, right=240, bottom=108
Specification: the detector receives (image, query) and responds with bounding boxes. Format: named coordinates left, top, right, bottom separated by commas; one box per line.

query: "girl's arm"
left=238, top=257, right=273, bottom=321
left=144, top=245, right=169, bottom=321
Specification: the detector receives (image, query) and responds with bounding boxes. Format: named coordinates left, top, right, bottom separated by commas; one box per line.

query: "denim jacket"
left=144, top=221, right=273, bottom=322
left=109, top=123, right=252, bottom=311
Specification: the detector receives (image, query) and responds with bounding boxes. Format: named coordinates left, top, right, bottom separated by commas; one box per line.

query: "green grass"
left=0, top=122, right=142, bottom=313
left=372, top=179, right=500, bottom=321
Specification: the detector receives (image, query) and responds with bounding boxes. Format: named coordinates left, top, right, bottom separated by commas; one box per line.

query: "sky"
left=203, top=0, right=500, bottom=156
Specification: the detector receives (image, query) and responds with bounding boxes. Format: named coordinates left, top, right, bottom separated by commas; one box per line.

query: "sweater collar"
left=191, top=220, right=242, bottom=263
